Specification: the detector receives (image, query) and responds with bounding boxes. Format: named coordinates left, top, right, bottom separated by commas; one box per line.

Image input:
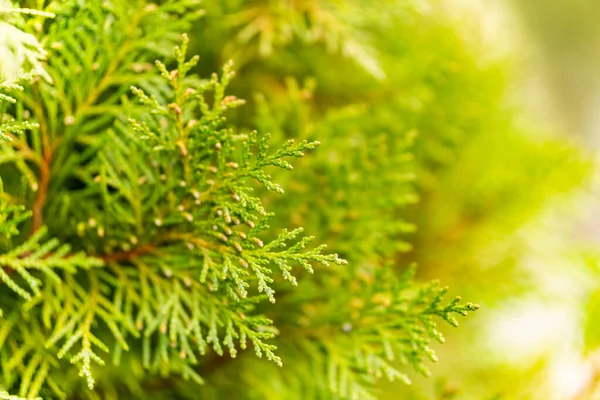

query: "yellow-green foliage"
left=0, top=1, right=587, bottom=400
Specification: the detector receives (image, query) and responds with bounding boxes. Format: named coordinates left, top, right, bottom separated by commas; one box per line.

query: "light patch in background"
left=0, top=3, right=52, bottom=83
left=550, top=355, right=593, bottom=400
left=434, top=0, right=600, bottom=398
left=483, top=191, right=600, bottom=399
left=487, top=302, right=577, bottom=361
left=435, top=0, right=521, bottom=61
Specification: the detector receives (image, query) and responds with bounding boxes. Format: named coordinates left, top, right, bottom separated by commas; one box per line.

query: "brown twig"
left=31, top=149, right=52, bottom=233
left=28, top=8, right=146, bottom=235
left=99, top=243, right=157, bottom=263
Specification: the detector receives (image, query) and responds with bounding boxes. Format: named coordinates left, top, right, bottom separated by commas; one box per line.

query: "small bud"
left=154, top=218, right=163, bottom=227
left=222, top=95, right=237, bottom=104
left=88, top=218, right=97, bottom=228
left=177, top=205, right=185, bottom=211
left=184, top=212, right=193, bottom=222
left=342, top=323, right=352, bottom=333
left=371, top=292, right=391, bottom=306
left=215, top=142, right=222, bottom=150
left=64, top=115, right=76, bottom=126
left=144, top=3, right=158, bottom=12
left=97, top=226, right=105, bottom=238
left=168, top=103, right=182, bottom=115
left=179, top=181, right=187, bottom=187
left=77, top=222, right=86, bottom=237
left=177, top=141, right=188, bottom=157
left=160, top=323, right=167, bottom=334
left=234, top=242, right=243, bottom=252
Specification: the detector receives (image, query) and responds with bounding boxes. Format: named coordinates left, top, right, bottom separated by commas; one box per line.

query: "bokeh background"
left=393, top=1, right=600, bottom=398
left=184, top=0, right=600, bottom=398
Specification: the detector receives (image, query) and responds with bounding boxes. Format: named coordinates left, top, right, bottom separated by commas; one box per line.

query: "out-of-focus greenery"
left=186, top=0, right=592, bottom=398
left=508, top=0, right=600, bottom=141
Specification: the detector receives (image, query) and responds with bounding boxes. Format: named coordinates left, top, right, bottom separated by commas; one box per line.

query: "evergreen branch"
left=0, top=187, right=102, bottom=315
left=43, top=271, right=137, bottom=390
left=210, top=0, right=385, bottom=78
left=0, top=2, right=486, bottom=397
left=106, top=262, right=285, bottom=378
left=8, top=0, right=204, bottom=233
left=0, top=189, right=29, bottom=239
left=0, top=79, right=38, bottom=142
left=279, top=264, right=479, bottom=398
left=0, top=312, right=64, bottom=400
left=78, top=36, right=347, bottom=305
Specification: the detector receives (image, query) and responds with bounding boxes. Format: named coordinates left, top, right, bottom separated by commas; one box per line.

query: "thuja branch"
left=26, top=3, right=187, bottom=232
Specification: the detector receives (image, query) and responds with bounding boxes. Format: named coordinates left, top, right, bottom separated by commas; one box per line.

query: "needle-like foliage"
left=0, top=1, right=484, bottom=399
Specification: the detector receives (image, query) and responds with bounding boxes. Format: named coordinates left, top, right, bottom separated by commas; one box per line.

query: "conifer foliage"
left=0, top=1, right=479, bottom=399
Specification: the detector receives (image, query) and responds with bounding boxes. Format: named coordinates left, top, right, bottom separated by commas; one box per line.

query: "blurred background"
left=394, top=0, right=600, bottom=398
left=182, top=0, right=600, bottom=398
